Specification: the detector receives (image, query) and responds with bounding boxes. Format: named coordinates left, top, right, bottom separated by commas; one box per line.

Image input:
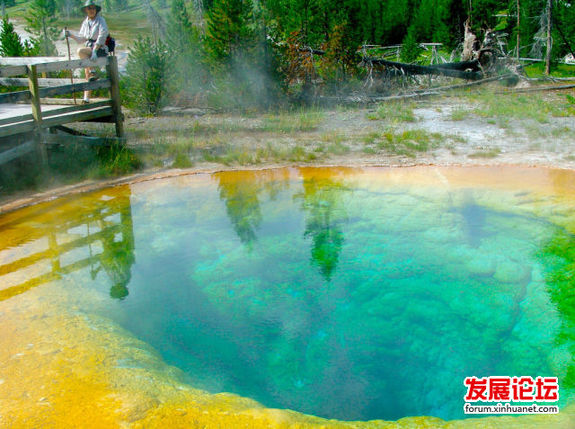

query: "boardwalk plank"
left=41, top=106, right=114, bottom=127
left=0, top=121, right=35, bottom=137
left=0, top=65, right=27, bottom=77
left=0, top=78, right=89, bottom=87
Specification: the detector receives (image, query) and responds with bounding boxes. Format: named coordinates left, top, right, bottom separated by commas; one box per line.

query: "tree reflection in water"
left=215, top=169, right=290, bottom=248
left=98, top=194, right=135, bottom=300
left=296, top=170, right=348, bottom=281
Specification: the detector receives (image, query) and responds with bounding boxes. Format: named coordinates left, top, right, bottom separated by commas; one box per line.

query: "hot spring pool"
left=0, top=166, right=574, bottom=427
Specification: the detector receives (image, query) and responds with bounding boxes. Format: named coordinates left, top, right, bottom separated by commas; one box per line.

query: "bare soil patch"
left=119, top=89, right=575, bottom=171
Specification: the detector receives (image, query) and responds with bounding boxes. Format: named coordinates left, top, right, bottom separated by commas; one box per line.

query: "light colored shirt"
left=79, top=15, right=109, bottom=48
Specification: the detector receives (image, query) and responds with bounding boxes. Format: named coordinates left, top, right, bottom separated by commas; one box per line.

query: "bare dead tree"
left=462, top=19, right=479, bottom=61
left=143, top=0, right=167, bottom=41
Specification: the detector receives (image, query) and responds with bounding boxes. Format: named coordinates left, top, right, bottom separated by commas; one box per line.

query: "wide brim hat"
left=82, top=0, right=101, bottom=13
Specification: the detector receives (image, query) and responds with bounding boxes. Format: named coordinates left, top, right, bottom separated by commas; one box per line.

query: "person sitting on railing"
left=65, top=0, right=109, bottom=104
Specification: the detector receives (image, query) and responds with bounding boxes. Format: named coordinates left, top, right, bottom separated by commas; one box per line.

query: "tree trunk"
left=362, top=57, right=482, bottom=80
left=545, top=0, right=552, bottom=75
left=516, top=0, right=520, bottom=60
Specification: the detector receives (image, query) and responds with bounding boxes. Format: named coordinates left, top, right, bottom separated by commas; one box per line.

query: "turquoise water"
left=2, top=167, right=574, bottom=422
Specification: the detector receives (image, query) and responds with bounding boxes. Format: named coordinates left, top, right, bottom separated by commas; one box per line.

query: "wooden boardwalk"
left=0, top=56, right=124, bottom=165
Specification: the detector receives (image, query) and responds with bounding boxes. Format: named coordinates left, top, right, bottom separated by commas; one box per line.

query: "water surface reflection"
left=1, top=167, right=574, bottom=422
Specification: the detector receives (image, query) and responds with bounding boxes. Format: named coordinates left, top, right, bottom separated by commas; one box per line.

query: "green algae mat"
left=0, top=166, right=574, bottom=428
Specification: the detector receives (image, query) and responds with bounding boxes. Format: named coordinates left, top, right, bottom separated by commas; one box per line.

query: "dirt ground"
left=291, top=97, right=574, bottom=168
left=123, top=88, right=575, bottom=170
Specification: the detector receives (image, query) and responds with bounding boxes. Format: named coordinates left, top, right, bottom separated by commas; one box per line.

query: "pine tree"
left=468, top=0, right=507, bottom=34
left=205, top=0, right=256, bottom=63
left=380, top=0, right=411, bottom=45
left=321, top=18, right=359, bottom=83
left=25, top=0, right=58, bottom=56
left=411, top=0, right=434, bottom=42
left=432, top=1, right=452, bottom=47
left=0, top=17, right=40, bottom=57
left=123, top=36, right=174, bottom=115
left=444, top=0, right=466, bottom=49
left=167, top=0, right=198, bottom=54
left=167, top=0, right=205, bottom=94
left=556, top=0, right=575, bottom=58
left=0, top=17, right=24, bottom=56
left=401, top=25, right=421, bottom=62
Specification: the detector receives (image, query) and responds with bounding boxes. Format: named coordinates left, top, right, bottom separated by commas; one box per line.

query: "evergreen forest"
left=2, top=0, right=575, bottom=112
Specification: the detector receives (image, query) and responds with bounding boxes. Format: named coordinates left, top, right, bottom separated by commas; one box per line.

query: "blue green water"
left=2, top=167, right=574, bottom=422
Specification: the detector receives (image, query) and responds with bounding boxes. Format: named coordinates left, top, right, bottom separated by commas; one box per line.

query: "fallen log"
left=318, top=74, right=513, bottom=105
left=414, top=74, right=514, bottom=93
left=427, top=60, right=481, bottom=72
left=361, top=57, right=483, bottom=80
left=498, top=84, right=575, bottom=93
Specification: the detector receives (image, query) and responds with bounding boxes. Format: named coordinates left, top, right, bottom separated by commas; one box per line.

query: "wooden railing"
left=0, top=56, right=124, bottom=165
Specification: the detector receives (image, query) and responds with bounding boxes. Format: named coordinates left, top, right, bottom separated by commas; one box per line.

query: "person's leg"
left=77, top=47, right=94, bottom=102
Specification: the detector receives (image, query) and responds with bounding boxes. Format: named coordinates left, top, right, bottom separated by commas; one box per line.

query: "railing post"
left=27, top=64, right=47, bottom=164
left=106, top=56, right=124, bottom=139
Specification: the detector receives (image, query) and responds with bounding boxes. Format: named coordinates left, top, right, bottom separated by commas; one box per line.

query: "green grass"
left=471, top=92, right=548, bottom=123
left=551, top=126, right=575, bottom=138
left=521, top=123, right=575, bottom=140
left=144, top=136, right=323, bottom=166
left=523, top=62, right=575, bottom=79
left=524, top=124, right=549, bottom=140
left=449, top=134, right=467, bottom=144
left=450, top=107, right=470, bottom=121
left=326, top=141, right=350, bottom=155
left=320, top=132, right=346, bottom=144
left=362, top=146, right=377, bottom=154
left=368, top=101, right=417, bottom=123
left=0, top=140, right=143, bottom=200
left=359, top=128, right=465, bottom=158
left=468, top=148, right=502, bottom=159
left=467, top=91, right=575, bottom=124
left=212, top=143, right=318, bottom=165
left=171, top=152, right=193, bottom=168
left=450, top=90, right=575, bottom=129
left=362, top=132, right=381, bottom=145
left=262, top=109, right=324, bottom=133
left=375, top=128, right=442, bottom=157
left=288, top=145, right=318, bottom=162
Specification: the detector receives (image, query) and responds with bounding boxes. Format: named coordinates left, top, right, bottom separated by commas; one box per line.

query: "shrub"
left=0, top=17, right=39, bottom=57
left=122, top=37, right=174, bottom=115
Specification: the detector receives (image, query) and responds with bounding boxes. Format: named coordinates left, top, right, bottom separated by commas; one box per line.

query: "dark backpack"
left=105, top=35, right=115, bottom=53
